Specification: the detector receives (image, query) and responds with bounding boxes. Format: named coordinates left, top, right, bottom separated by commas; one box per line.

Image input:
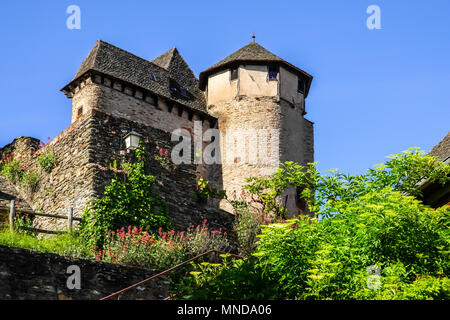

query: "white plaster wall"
left=239, top=65, right=278, bottom=97
left=207, top=69, right=238, bottom=105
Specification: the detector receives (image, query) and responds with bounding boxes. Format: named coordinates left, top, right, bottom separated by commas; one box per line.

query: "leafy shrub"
left=177, top=149, right=450, bottom=300
left=13, top=215, right=35, bottom=236
left=196, top=178, right=226, bottom=204
left=19, top=169, right=39, bottom=192
left=80, top=145, right=171, bottom=248
left=173, top=256, right=279, bottom=300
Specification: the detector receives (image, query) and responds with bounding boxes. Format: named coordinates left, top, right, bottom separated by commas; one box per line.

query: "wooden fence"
left=2, top=200, right=81, bottom=234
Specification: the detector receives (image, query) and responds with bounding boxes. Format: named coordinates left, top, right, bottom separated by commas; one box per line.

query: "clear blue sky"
left=0, top=0, right=448, bottom=175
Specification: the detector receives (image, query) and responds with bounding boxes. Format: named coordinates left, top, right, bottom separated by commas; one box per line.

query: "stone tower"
left=199, top=42, right=314, bottom=215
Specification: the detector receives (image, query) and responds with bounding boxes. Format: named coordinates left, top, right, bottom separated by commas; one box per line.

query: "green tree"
left=181, top=148, right=450, bottom=300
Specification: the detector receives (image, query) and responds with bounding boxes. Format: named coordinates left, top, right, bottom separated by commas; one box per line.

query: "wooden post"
left=67, top=207, right=73, bottom=233
left=9, top=200, right=15, bottom=232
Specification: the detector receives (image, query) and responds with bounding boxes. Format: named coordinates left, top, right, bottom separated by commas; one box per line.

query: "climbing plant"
left=80, top=145, right=171, bottom=248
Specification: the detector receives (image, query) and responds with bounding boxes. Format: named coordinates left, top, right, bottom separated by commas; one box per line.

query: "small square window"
left=268, top=66, right=278, bottom=81
left=230, top=67, right=238, bottom=81
left=297, top=78, right=305, bottom=94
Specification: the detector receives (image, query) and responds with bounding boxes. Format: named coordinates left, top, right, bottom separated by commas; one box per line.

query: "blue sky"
left=0, top=0, right=448, bottom=175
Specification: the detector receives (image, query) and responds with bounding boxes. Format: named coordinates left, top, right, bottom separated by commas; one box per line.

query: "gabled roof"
left=429, top=131, right=450, bottom=163
left=199, top=42, right=313, bottom=97
left=62, top=40, right=207, bottom=113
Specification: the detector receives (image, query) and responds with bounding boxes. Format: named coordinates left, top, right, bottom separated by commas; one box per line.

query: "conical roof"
left=199, top=42, right=313, bottom=97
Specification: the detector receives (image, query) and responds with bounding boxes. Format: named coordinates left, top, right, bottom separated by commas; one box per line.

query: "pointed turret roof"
left=62, top=40, right=206, bottom=112
left=199, top=42, right=313, bottom=97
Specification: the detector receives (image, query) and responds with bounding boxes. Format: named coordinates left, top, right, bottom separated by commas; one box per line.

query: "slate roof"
left=429, top=131, right=450, bottom=163
left=198, top=42, right=313, bottom=97
left=62, top=40, right=207, bottom=113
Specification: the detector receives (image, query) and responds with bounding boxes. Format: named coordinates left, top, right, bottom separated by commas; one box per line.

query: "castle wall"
left=71, top=77, right=211, bottom=135
left=279, top=99, right=314, bottom=215
left=87, top=109, right=233, bottom=232
left=208, top=96, right=282, bottom=211
left=1, top=109, right=234, bottom=233
left=207, top=94, right=313, bottom=216
left=0, top=116, right=98, bottom=231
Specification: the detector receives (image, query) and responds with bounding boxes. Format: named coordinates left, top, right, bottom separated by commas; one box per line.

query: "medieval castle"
left=0, top=40, right=314, bottom=232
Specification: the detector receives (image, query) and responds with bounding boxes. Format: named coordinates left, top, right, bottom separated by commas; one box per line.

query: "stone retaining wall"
left=0, top=245, right=168, bottom=300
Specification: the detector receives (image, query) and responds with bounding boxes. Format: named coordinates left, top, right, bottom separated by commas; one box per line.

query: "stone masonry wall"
left=1, top=109, right=234, bottom=234
left=207, top=96, right=314, bottom=215
left=207, top=96, right=282, bottom=212
left=0, top=115, right=98, bottom=232
left=72, top=77, right=213, bottom=135
left=87, top=109, right=234, bottom=233
left=0, top=245, right=168, bottom=300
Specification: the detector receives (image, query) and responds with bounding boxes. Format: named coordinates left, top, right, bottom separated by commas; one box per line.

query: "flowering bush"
left=94, top=220, right=230, bottom=270
left=154, top=146, right=173, bottom=171
left=231, top=198, right=273, bottom=257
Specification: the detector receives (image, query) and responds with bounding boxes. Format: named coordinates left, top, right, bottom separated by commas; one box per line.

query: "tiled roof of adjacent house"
left=63, top=40, right=207, bottom=113
left=429, top=131, right=450, bottom=163
left=198, top=42, right=313, bottom=96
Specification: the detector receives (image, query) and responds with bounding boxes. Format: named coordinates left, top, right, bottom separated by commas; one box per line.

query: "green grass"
left=0, top=229, right=93, bottom=259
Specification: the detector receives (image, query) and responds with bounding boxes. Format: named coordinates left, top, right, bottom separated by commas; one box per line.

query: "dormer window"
left=297, top=78, right=305, bottom=94
left=268, top=66, right=279, bottom=81
left=169, top=79, right=188, bottom=97
left=77, top=106, right=83, bottom=117
left=169, top=79, right=178, bottom=93
left=230, top=67, right=238, bottom=81
left=150, top=73, right=156, bottom=81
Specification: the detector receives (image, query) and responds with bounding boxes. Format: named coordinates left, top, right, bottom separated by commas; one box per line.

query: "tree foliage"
left=181, top=148, right=450, bottom=300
